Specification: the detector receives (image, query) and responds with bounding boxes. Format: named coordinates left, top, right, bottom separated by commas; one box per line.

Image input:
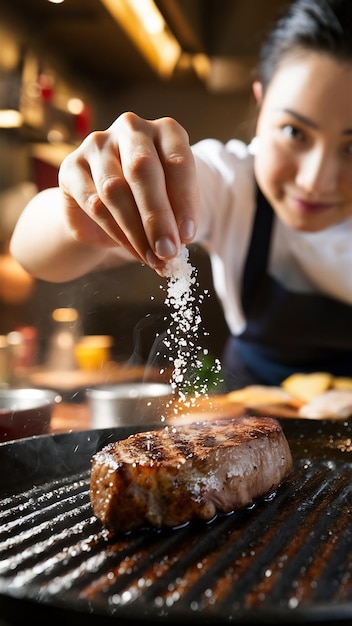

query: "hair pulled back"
left=258, top=0, right=352, bottom=92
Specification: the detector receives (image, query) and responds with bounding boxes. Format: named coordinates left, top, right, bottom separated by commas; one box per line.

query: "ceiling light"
left=67, top=97, right=84, bottom=115
left=0, top=109, right=23, bottom=128
left=191, top=54, right=210, bottom=82
left=129, top=0, right=164, bottom=35
left=52, top=308, right=79, bottom=323
left=0, top=28, right=20, bottom=71
left=100, top=0, right=181, bottom=79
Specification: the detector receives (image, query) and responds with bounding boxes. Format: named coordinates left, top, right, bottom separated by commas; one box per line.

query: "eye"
left=281, top=124, right=304, bottom=140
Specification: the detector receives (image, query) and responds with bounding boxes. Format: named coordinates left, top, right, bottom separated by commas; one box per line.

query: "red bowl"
left=0, top=388, right=61, bottom=442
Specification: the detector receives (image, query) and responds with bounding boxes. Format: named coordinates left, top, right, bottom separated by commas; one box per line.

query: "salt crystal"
left=162, top=245, right=222, bottom=411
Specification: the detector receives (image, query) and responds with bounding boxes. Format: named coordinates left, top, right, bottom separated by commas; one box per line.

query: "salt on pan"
left=162, top=245, right=222, bottom=411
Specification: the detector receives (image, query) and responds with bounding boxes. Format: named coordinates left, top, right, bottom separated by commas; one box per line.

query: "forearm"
left=10, top=188, right=110, bottom=282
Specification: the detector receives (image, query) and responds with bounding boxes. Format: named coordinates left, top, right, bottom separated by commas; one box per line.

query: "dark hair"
left=258, top=0, right=352, bottom=91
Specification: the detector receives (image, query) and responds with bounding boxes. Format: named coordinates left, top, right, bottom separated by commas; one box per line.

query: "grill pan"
left=0, top=417, right=352, bottom=625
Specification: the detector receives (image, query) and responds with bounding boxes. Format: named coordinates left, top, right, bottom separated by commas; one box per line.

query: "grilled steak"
left=90, top=416, right=292, bottom=532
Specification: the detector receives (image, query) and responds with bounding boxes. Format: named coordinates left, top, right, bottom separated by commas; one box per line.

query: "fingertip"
left=179, top=218, right=195, bottom=243
left=154, top=236, right=177, bottom=260
left=145, top=248, right=167, bottom=273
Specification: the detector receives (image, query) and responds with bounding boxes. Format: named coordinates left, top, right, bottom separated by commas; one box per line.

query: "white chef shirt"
left=191, top=138, right=352, bottom=336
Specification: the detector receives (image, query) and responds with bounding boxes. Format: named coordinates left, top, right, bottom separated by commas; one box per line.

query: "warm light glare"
left=129, top=0, right=164, bottom=34
left=161, top=38, right=182, bottom=70
left=192, top=53, right=210, bottom=81
left=47, top=128, right=66, bottom=144
left=100, top=0, right=181, bottom=78
left=67, top=97, right=84, bottom=115
left=0, top=109, right=23, bottom=128
left=47, top=0, right=65, bottom=4
left=0, top=29, right=20, bottom=70
left=52, top=308, right=79, bottom=323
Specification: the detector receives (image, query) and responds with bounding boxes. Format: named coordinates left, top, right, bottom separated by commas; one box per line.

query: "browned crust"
left=90, top=416, right=292, bottom=532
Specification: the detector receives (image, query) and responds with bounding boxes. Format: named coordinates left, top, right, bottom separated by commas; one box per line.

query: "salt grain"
left=162, top=245, right=222, bottom=412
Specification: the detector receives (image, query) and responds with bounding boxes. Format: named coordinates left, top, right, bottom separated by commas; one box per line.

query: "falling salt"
left=162, top=245, right=222, bottom=412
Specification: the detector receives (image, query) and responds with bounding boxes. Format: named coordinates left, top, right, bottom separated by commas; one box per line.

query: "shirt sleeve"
left=190, top=138, right=257, bottom=335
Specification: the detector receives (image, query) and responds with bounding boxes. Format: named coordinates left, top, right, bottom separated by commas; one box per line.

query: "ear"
left=252, top=81, right=263, bottom=105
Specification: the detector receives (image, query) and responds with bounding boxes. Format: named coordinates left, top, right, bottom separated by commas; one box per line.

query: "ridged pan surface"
left=0, top=419, right=352, bottom=625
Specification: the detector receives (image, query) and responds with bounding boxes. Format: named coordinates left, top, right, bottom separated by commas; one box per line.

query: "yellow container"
left=74, top=335, right=113, bottom=371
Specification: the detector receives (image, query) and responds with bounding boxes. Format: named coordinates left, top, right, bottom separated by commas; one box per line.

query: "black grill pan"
left=1, top=418, right=352, bottom=625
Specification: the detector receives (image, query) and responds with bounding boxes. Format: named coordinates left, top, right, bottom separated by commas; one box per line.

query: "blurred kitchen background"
left=0, top=0, right=289, bottom=387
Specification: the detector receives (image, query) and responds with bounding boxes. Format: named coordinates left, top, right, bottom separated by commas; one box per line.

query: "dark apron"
left=223, top=186, right=352, bottom=389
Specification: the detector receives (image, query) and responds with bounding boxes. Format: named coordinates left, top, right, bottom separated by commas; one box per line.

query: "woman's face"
left=254, top=52, right=352, bottom=232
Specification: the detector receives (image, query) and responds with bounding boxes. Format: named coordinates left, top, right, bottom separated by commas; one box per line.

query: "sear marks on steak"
left=90, top=416, right=293, bottom=532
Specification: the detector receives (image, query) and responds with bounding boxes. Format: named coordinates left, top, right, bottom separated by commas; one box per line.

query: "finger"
left=61, top=135, right=153, bottom=264
left=87, top=189, right=166, bottom=268
left=154, top=117, right=200, bottom=243
left=115, top=113, right=181, bottom=259
left=59, top=153, right=122, bottom=247
left=89, top=156, right=168, bottom=268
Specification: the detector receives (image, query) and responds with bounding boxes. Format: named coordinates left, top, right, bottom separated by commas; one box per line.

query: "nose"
left=295, top=146, right=338, bottom=195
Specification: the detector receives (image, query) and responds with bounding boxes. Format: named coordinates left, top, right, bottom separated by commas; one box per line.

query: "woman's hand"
left=59, top=112, right=200, bottom=272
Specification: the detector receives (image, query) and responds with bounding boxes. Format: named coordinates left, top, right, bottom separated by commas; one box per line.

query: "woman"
left=10, top=0, right=352, bottom=388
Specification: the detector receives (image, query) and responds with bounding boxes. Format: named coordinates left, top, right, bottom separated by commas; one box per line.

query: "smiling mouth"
left=291, top=196, right=338, bottom=213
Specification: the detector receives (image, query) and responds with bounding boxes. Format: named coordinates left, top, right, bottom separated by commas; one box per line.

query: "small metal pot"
left=0, top=387, right=61, bottom=442
left=86, top=382, right=173, bottom=428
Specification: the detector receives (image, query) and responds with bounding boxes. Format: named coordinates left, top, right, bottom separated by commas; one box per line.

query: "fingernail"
left=155, top=236, right=177, bottom=259
left=179, top=218, right=195, bottom=242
